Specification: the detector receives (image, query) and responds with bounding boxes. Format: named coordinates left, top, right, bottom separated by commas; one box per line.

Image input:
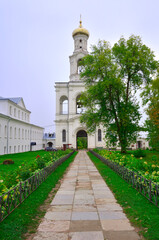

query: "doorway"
left=48, top=142, right=53, bottom=147
left=76, top=130, right=87, bottom=149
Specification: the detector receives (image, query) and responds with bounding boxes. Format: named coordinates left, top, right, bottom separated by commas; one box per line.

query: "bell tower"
left=55, top=18, right=105, bottom=150
left=69, top=18, right=89, bottom=82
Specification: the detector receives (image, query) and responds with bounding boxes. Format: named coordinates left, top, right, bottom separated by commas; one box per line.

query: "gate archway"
left=47, top=142, right=53, bottom=147
left=76, top=130, right=87, bottom=149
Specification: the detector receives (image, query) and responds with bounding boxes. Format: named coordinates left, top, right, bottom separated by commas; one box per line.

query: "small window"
left=10, top=127, right=12, bottom=139
left=18, top=128, right=20, bottom=139
left=5, top=125, right=7, bottom=137
left=10, top=106, right=12, bottom=115
left=80, top=39, right=82, bottom=43
left=98, top=129, right=102, bottom=142
left=14, top=127, right=16, bottom=139
left=80, top=46, right=82, bottom=49
left=62, top=129, right=66, bottom=142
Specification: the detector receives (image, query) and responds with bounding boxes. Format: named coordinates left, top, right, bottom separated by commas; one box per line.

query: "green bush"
left=133, top=149, right=146, bottom=158
left=36, top=157, right=46, bottom=169
left=19, top=168, right=31, bottom=181
left=152, top=155, right=158, bottom=163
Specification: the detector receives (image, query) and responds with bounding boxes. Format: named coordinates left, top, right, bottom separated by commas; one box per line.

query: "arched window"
left=76, top=95, right=85, bottom=114
left=77, top=59, right=82, bottom=74
left=98, top=129, right=102, bottom=142
left=62, top=129, right=66, bottom=142
left=60, top=96, right=68, bottom=114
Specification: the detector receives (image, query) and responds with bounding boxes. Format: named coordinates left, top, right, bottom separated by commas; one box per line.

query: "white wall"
left=0, top=114, right=44, bottom=155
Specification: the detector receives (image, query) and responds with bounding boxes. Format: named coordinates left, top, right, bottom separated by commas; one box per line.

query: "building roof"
left=0, top=97, right=27, bottom=110
left=0, top=97, right=22, bottom=104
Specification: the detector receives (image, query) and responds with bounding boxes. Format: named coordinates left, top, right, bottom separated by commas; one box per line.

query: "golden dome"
left=72, top=19, right=89, bottom=38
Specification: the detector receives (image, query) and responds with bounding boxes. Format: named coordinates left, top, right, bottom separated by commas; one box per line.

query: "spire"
left=79, top=14, right=82, bottom=28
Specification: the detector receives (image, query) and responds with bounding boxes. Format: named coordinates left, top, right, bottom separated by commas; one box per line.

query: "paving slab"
left=71, top=211, right=99, bottom=220
left=69, top=220, right=102, bottom=232
left=103, top=230, right=141, bottom=240
left=69, top=231, right=104, bottom=240
left=101, top=219, right=135, bottom=231
left=33, top=150, right=141, bottom=240
left=45, top=211, right=72, bottom=221
left=38, top=219, right=70, bottom=232
left=33, top=232, right=68, bottom=240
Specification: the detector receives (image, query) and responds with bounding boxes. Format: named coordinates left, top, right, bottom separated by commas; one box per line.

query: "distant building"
left=43, top=132, right=56, bottom=148
left=130, top=137, right=149, bottom=150
left=0, top=97, right=44, bottom=155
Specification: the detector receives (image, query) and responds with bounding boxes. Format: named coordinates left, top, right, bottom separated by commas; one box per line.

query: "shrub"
left=3, top=159, right=14, bottom=165
left=36, top=157, right=46, bottom=169
left=152, top=155, right=158, bottom=163
left=133, top=149, right=146, bottom=158
left=19, top=168, right=31, bottom=181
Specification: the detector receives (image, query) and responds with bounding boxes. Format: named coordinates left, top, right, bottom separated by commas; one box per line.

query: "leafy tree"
left=79, top=36, right=158, bottom=153
left=142, top=70, right=159, bottom=150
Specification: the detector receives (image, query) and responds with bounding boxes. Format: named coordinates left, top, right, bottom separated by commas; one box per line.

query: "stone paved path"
left=33, top=151, right=141, bottom=240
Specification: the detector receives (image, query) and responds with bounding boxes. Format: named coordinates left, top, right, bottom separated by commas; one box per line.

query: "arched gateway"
left=76, top=130, right=87, bottom=149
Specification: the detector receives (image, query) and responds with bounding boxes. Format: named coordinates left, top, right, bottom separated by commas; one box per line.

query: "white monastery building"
left=55, top=20, right=106, bottom=149
left=0, top=97, right=44, bottom=155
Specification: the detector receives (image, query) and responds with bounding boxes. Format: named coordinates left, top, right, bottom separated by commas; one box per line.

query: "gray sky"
left=1, top=0, right=159, bottom=132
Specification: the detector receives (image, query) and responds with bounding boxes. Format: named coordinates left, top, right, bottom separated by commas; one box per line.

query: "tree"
left=79, top=36, right=158, bottom=153
left=142, top=71, right=159, bottom=150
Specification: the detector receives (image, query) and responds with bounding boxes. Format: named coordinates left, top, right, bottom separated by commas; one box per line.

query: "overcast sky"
left=1, top=0, right=159, bottom=133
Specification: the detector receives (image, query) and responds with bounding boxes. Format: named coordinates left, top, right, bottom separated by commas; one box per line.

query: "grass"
left=88, top=152, right=159, bottom=240
left=0, top=150, right=50, bottom=176
left=0, top=151, right=77, bottom=240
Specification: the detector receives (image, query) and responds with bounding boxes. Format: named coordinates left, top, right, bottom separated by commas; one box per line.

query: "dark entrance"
left=48, top=142, right=53, bottom=147
left=137, top=141, right=142, bottom=149
left=76, top=130, right=87, bottom=149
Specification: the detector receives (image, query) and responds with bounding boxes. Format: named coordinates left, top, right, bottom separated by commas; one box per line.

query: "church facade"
left=55, top=20, right=106, bottom=149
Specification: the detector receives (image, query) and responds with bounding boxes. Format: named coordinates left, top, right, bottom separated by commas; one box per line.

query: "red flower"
left=109, top=152, right=111, bottom=154
left=36, top=155, right=40, bottom=159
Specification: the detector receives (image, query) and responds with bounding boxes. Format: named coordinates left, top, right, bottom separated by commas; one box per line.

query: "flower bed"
left=0, top=150, right=74, bottom=222
left=0, top=149, right=72, bottom=196
left=94, top=149, right=159, bottom=183
left=91, top=150, right=159, bottom=208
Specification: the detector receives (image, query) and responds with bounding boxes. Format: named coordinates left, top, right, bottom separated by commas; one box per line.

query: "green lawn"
left=0, top=151, right=77, bottom=240
left=0, top=150, right=50, bottom=176
left=88, top=152, right=159, bottom=240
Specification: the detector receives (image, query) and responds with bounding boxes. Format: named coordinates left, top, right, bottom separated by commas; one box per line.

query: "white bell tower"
left=55, top=19, right=105, bottom=149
